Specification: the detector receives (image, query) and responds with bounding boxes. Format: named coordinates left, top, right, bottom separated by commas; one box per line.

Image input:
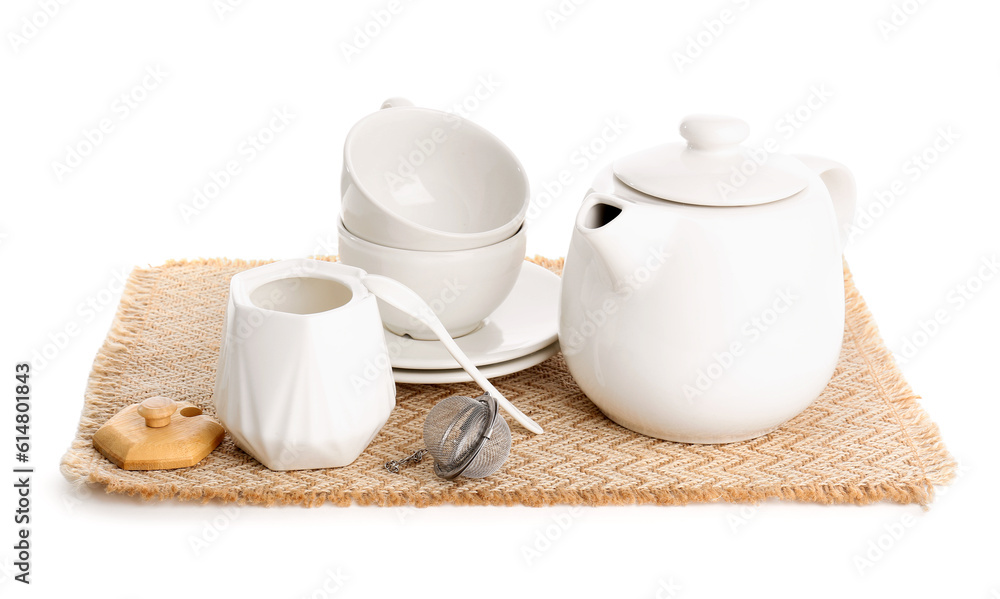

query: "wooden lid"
left=93, top=397, right=225, bottom=471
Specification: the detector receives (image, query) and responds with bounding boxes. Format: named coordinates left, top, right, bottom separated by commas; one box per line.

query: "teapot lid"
left=612, top=115, right=812, bottom=207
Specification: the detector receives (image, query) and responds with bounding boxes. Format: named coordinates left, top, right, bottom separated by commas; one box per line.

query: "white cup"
left=341, top=98, right=529, bottom=251
left=337, top=219, right=526, bottom=340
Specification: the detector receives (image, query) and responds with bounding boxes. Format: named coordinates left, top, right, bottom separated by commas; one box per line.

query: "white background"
left=1, top=0, right=998, bottom=596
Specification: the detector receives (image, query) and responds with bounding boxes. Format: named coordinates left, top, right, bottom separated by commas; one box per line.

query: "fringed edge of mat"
left=53, top=474, right=953, bottom=508
left=841, top=266, right=957, bottom=506
left=60, top=265, right=157, bottom=483
left=60, top=259, right=955, bottom=508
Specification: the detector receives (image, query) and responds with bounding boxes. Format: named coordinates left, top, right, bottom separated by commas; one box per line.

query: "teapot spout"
left=575, top=193, right=641, bottom=292
left=795, top=155, right=856, bottom=253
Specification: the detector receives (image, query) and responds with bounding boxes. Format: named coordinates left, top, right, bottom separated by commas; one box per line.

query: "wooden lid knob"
left=137, top=396, right=177, bottom=428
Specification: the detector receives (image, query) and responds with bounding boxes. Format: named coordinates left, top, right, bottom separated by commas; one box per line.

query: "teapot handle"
left=795, top=155, right=856, bottom=253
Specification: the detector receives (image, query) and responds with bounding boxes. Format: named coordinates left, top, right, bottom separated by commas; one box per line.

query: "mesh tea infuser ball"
left=422, top=393, right=511, bottom=479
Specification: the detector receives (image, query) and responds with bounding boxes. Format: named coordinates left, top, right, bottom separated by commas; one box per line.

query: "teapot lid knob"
left=679, top=115, right=749, bottom=153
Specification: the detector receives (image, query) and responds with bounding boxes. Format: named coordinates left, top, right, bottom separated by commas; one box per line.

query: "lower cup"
left=337, top=220, right=526, bottom=340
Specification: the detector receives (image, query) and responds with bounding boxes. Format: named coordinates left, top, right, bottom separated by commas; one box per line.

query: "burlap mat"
left=61, top=257, right=955, bottom=507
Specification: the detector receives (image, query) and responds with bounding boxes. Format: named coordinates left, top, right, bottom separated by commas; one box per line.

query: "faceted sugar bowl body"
left=559, top=115, right=856, bottom=443
left=213, top=259, right=396, bottom=470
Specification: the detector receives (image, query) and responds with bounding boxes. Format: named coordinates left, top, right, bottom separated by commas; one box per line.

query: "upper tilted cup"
left=341, top=98, right=529, bottom=251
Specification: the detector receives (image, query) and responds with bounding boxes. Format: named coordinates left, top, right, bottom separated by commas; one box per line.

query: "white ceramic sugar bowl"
left=559, top=115, right=856, bottom=444
left=213, top=259, right=395, bottom=470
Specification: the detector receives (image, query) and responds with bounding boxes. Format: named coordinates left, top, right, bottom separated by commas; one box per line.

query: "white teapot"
left=559, top=115, right=856, bottom=443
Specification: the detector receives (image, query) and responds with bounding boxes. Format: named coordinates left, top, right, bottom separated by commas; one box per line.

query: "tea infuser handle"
left=361, top=274, right=545, bottom=435
left=137, top=396, right=177, bottom=428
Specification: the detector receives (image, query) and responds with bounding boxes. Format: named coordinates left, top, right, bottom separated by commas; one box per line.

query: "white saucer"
left=392, top=342, right=559, bottom=384
left=384, top=261, right=560, bottom=370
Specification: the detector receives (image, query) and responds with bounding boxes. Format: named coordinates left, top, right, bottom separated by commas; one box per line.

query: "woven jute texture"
left=61, top=257, right=955, bottom=507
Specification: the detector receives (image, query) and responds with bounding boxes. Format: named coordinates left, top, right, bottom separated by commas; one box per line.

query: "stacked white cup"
left=338, top=98, right=529, bottom=340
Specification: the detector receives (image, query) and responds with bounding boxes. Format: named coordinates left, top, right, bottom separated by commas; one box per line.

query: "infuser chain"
left=384, top=449, right=427, bottom=474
